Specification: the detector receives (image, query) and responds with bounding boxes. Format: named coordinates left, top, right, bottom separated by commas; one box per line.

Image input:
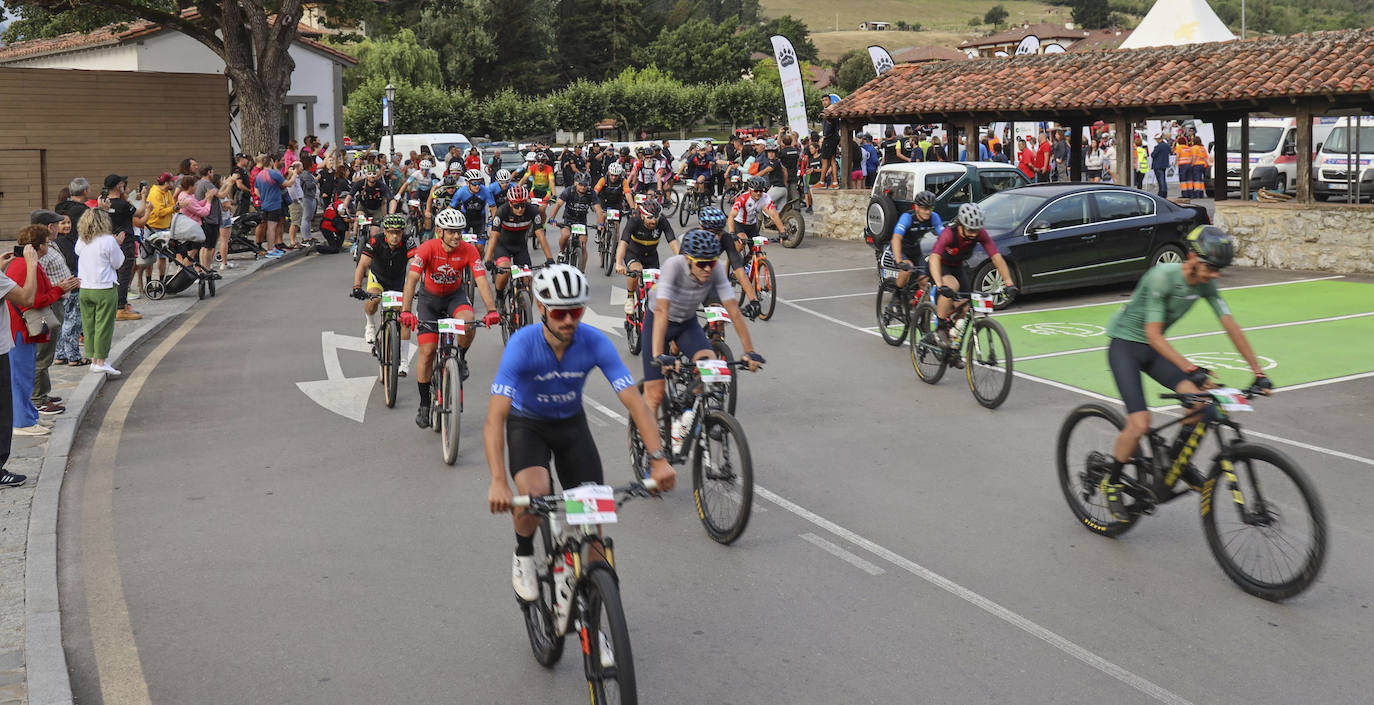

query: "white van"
left=382, top=133, right=477, bottom=177
left=1224, top=118, right=1334, bottom=195
left=1312, top=116, right=1374, bottom=202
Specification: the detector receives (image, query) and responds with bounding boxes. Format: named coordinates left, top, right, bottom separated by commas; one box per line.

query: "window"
left=1281, top=131, right=1297, bottom=157
left=1092, top=192, right=1153, bottom=221
left=1034, top=195, right=1091, bottom=230
left=874, top=171, right=915, bottom=201
left=945, top=179, right=972, bottom=204
left=924, top=171, right=962, bottom=197
left=979, top=171, right=1025, bottom=196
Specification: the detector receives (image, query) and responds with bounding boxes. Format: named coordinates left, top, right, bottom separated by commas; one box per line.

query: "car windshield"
left=977, top=191, right=1046, bottom=232
left=1226, top=127, right=1283, bottom=154
left=1321, top=126, right=1374, bottom=154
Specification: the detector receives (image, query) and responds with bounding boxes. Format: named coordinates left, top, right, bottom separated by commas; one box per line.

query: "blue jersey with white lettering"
left=490, top=324, right=634, bottom=420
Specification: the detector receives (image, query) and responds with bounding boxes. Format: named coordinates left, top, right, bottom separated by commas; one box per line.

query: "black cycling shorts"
left=640, top=308, right=712, bottom=382
left=720, top=232, right=746, bottom=271
left=489, top=240, right=532, bottom=267
left=415, top=290, right=472, bottom=341
left=1108, top=337, right=1187, bottom=414
left=622, top=244, right=660, bottom=270
left=933, top=264, right=971, bottom=292
left=506, top=412, right=603, bottom=488
left=820, top=135, right=840, bottom=160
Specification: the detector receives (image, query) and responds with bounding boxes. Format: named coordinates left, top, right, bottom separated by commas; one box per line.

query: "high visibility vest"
left=1191, top=144, right=1209, bottom=168
left=1175, top=144, right=1194, bottom=167
left=1136, top=146, right=1148, bottom=173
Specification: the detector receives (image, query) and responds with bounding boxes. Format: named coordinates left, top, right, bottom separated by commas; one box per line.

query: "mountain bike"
left=556, top=221, right=587, bottom=270
left=421, top=317, right=488, bottom=465
left=494, top=262, right=544, bottom=344
left=735, top=234, right=777, bottom=321
left=875, top=261, right=932, bottom=346
left=370, top=290, right=404, bottom=408
left=718, top=174, right=743, bottom=212
left=678, top=181, right=706, bottom=227
left=628, top=354, right=754, bottom=545
left=761, top=189, right=806, bottom=248
left=623, top=267, right=659, bottom=356
left=1056, top=384, right=1327, bottom=600
left=659, top=182, right=680, bottom=217
left=513, top=479, right=660, bottom=705
left=599, top=210, right=621, bottom=277
left=909, top=289, right=1014, bottom=409
left=698, top=305, right=739, bottom=414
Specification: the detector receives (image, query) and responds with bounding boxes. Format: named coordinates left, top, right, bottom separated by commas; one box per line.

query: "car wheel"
left=973, top=261, right=1013, bottom=310
left=1151, top=243, right=1184, bottom=266
left=1276, top=174, right=1288, bottom=195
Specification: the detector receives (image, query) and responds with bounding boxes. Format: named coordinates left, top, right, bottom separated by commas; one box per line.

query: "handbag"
left=170, top=213, right=206, bottom=243
left=22, top=305, right=58, bottom=338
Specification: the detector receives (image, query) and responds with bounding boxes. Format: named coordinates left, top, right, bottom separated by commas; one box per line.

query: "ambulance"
left=1312, top=116, right=1374, bottom=202
left=1224, top=117, right=1335, bottom=195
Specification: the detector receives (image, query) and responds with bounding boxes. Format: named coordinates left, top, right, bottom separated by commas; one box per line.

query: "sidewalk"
left=0, top=245, right=314, bottom=705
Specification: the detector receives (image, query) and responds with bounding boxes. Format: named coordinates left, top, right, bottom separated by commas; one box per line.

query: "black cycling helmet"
left=913, top=190, right=936, bottom=209
left=620, top=146, right=631, bottom=157
left=747, top=175, right=767, bottom=192
left=638, top=199, right=662, bottom=220
left=574, top=172, right=591, bottom=186
left=680, top=229, right=723, bottom=259
left=381, top=213, right=407, bottom=230
left=1186, top=225, right=1234, bottom=269
left=698, top=206, right=727, bottom=231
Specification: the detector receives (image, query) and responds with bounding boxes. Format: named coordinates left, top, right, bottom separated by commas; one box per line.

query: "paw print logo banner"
left=770, top=35, right=810, bottom=136
left=868, top=45, right=895, bottom=76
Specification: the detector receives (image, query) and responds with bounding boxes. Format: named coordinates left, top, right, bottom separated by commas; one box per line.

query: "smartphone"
left=100, top=187, right=109, bottom=199
left=12, top=245, right=23, bottom=258
left=139, top=180, right=148, bottom=191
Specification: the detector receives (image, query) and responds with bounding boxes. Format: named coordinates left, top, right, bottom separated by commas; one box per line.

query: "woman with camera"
left=6, top=226, right=78, bottom=436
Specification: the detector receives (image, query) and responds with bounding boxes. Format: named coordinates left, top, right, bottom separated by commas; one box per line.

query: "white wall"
left=8, top=44, right=138, bottom=70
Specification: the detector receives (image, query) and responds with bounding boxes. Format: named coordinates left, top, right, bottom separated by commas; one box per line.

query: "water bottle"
left=553, top=550, right=575, bottom=630
left=951, top=316, right=967, bottom=343
left=670, top=407, right=696, bottom=455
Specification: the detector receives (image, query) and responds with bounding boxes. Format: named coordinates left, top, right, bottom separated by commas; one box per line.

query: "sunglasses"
left=688, top=256, right=717, bottom=270
left=547, top=306, right=585, bottom=321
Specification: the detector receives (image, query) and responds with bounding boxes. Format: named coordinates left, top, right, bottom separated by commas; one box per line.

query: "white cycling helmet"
left=607, top=162, right=625, bottom=176
left=495, top=168, right=512, bottom=183
left=956, top=202, right=985, bottom=230
left=463, top=168, right=484, bottom=182
left=448, top=162, right=464, bottom=174
left=532, top=264, right=590, bottom=308
left=420, top=159, right=434, bottom=169
left=434, top=208, right=466, bottom=231
left=524, top=152, right=536, bottom=162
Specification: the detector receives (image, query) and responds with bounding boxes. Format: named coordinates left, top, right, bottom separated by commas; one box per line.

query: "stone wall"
left=1214, top=201, right=1374, bottom=273
left=808, top=189, right=870, bottom=241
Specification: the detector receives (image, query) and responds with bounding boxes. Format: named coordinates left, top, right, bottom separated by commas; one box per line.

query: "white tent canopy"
left=1119, top=0, right=1236, bottom=49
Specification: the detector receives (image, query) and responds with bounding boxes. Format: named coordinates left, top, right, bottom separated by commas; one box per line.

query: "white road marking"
left=296, top=331, right=380, bottom=423
left=584, top=401, right=1194, bottom=705
left=1011, top=275, right=1347, bottom=314
left=786, top=291, right=874, bottom=303
left=799, top=533, right=886, bottom=575
left=1272, top=370, right=1374, bottom=393
left=774, top=266, right=873, bottom=278
left=780, top=299, right=881, bottom=336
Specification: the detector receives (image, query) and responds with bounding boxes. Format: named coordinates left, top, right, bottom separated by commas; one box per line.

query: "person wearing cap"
left=101, top=174, right=146, bottom=320
left=1150, top=133, right=1172, bottom=198
left=26, top=211, right=76, bottom=413
left=819, top=94, right=841, bottom=189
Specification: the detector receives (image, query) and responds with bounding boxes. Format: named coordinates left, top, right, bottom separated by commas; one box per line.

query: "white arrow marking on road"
left=296, top=331, right=377, bottom=423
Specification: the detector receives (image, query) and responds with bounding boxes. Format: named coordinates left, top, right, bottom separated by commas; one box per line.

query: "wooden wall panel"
left=0, top=67, right=230, bottom=236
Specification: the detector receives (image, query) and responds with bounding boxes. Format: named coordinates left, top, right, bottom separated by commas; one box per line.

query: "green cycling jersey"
left=1106, top=263, right=1231, bottom=343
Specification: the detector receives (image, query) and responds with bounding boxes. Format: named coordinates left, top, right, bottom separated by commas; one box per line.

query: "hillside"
left=760, top=0, right=1068, bottom=33
left=810, top=30, right=976, bottom=61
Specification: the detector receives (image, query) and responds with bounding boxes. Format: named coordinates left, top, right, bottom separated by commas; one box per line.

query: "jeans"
left=116, top=241, right=136, bottom=308
left=56, top=293, right=82, bottom=362
left=0, top=353, right=11, bottom=468
left=300, top=197, right=316, bottom=236
left=9, top=333, right=37, bottom=428
left=31, top=300, right=62, bottom=403
left=1153, top=168, right=1169, bottom=197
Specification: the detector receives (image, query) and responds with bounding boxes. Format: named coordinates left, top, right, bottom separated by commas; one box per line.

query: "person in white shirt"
left=74, top=208, right=125, bottom=376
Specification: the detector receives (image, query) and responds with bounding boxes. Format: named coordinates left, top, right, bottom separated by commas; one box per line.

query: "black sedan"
left=918, top=183, right=1210, bottom=307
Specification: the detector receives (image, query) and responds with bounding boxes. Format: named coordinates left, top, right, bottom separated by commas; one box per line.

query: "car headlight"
left=1257, top=154, right=1276, bottom=167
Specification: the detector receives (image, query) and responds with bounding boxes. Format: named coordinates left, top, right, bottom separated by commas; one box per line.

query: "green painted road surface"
left=999, top=278, right=1374, bottom=405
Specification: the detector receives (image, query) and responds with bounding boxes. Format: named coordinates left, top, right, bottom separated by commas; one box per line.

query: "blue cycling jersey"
left=892, top=210, right=943, bottom=244
left=450, top=184, right=495, bottom=210
left=483, top=183, right=507, bottom=205
left=491, top=324, right=635, bottom=420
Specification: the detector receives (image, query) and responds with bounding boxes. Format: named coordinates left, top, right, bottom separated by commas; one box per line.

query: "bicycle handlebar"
left=1159, top=382, right=1269, bottom=404
left=512, top=479, right=660, bottom=510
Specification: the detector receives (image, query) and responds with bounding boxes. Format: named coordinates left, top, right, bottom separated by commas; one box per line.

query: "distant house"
left=891, top=46, right=970, bottom=64
left=958, top=22, right=1097, bottom=56
left=860, top=21, right=892, bottom=31
left=808, top=65, right=836, bottom=90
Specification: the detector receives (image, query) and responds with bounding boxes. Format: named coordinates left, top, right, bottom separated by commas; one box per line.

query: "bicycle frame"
left=1135, top=398, right=1250, bottom=504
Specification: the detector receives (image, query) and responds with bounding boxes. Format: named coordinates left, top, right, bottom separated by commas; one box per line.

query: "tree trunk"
left=219, top=1, right=301, bottom=156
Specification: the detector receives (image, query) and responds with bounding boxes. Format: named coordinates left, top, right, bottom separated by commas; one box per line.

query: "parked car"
left=864, top=161, right=1030, bottom=252
left=919, top=183, right=1210, bottom=307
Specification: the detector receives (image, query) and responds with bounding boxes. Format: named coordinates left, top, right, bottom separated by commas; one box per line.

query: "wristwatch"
left=648, top=450, right=666, bottom=461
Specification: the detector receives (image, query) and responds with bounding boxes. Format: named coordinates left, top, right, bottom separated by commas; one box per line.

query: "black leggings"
left=506, top=413, right=603, bottom=489
left=1108, top=338, right=1187, bottom=414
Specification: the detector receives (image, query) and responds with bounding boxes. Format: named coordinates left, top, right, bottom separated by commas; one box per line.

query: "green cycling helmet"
left=1186, top=225, right=1234, bottom=269
left=381, top=214, right=407, bottom=230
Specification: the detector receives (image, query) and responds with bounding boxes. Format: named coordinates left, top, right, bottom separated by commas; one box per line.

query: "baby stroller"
left=228, top=211, right=266, bottom=259
left=142, top=229, right=219, bottom=301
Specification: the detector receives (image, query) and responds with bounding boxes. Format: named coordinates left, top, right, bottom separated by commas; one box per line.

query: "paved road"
left=58, top=239, right=1374, bottom=704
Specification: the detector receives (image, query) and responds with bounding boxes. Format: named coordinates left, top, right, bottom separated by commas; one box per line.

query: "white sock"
left=402, top=340, right=415, bottom=364
left=366, top=310, right=380, bottom=328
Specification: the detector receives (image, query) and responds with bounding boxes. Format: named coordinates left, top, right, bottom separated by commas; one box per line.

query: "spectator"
left=0, top=238, right=40, bottom=485
left=193, top=166, right=224, bottom=271
left=254, top=154, right=298, bottom=258
left=818, top=94, right=841, bottom=188
left=859, top=134, right=880, bottom=189
left=1036, top=131, right=1053, bottom=183
left=464, top=147, right=482, bottom=173
left=1051, top=129, right=1070, bottom=182
left=8, top=225, right=75, bottom=436
left=103, top=175, right=145, bottom=321
left=487, top=149, right=503, bottom=182
left=283, top=139, right=300, bottom=171
left=177, top=157, right=199, bottom=181
left=141, top=172, right=176, bottom=293
left=212, top=172, right=235, bottom=273
left=928, top=135, right=947, bottom=162
left=26, top=211, right=75, bottom=413
left=558, top=144, right=585, bottom=187
left=1150, top=133, right=1172, bottom=198
left=803, top=139, right=821, bottom=212
left=285, top=161, right=306, bottom=249
left=1133, top=134, right=1148, bottom=189
left=172, top=174, right=213, bottom=273
left=54, top=177, right=90, bottom=234
left=444, top=145, right=462, bottom=173
left=229, top=153, right=253, bottom=218
left=74, top=208, right=123, bottom=376
left=1017, top=138, right=1037, bottom=180
left=50, top=211, right=85, bottom=367
left=1085, top=139, right=1104, bottom=182
left=778, top=133, right=801, bottom=203
left=880, top=126, right=908, bottom=166
left=296, top=153, right=319, bottom=245
left=1102, top=138, right=1117, bottom=183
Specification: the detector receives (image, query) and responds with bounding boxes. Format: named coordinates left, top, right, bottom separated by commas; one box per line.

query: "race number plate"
left=512, top=265, right=533, bottom=279
left=696, top=359, right=732, bottom=384
left=437, top=318, right=465, bottom=335
left=606, top=209, right=620, bottom=220
left=1209, top=387, right=1253, bottom=412
left=635, top=193, right=648, bottom=204
left=752, top=235, right=768, bottom=247
left=462, top=232, right=478, bottom=243
left=971, top=292, right=995, bottom=313
left=641, top=268, right=660, bottom=284
left=563, top=484, right=617, bottom=525
left=731, top=175, right=741, bottom=183
left=358, top=216, right=372, bottom=226
left=571, top=223, right=587, bottom=235
left=381, top=290, right=403, bottom=309
left=408, top=199, right=420, bottom=208
left=703, top=305, right=730, bottom=323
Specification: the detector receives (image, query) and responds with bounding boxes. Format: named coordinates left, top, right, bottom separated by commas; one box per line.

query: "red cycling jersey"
left=409, top=238, right=486, bottom=296
left=730, top=191, right=774, bottom=225
left=930, top=226, right=999, bottom=268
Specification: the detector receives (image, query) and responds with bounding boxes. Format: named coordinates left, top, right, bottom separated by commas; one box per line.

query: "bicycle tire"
left=661, top=187, right=679, bottom=217
left=522, top=517, right=565, bottom=666
left=626, top=382, right=667, bottom=481
left=197, top=277, right=206, bottom=300
left=678, top=193, right=693, bottom=227
left=382, top=319, right=401, bottom=409
left=692, top=410, right=754, bottom=545
left=1201, top=443, right=1327, bottom=600
left=600, top=231, right=615, bottom=277
left=511, top=288, right=533, bottom=333
left=1055, top=403, right=1143, bottom=537
left=626, top=304, right=642, bottom=356
left=429, top=359, right=442, bottom=433
left=582, top=566, right=637, bottom=704
left=462, top=269, right=476, bottom=306
left=779, top=207, right=805, bottom=248
left=711, top=341, right=738, bottom=415
left=755, top=258, right=777, bottom=321
left=875, top=280, right=908, bottom=346
left=965, top=317, right=1013, bottom=409
left=208, top=276, right=216, bottom=297
left=500, top=290, right=515, bottom=344
left=909, top=302, right=947, bottom=384
left=440, top=357, right=462, bottom=465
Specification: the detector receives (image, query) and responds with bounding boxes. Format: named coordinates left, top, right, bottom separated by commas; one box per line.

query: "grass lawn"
left=810, top=30, right=974, bottom=61
left=762, top=0, right=1068, bottom=35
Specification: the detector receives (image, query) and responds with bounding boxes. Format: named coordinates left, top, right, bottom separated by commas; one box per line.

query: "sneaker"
left=42, top=395, right=62, bottom=404
left=129, top=292, right=141, bottom=301
left=36, top=402, right=65, bottom=415
left=14, top=424, right=50, bottom=437
left=415, top=404, right=431, bottom=429
left=363, top=323, right=376, bottom=344
left=512, top=554, right=538, bottom=602
left=0, top=470, right=26, bottom=486
left=1097, top=474, right=1131, bottom=522
left=93, top=364, right=122, bottom=377
left=399, top=357, right=410, bottom=377
left=116, top=310, right=142, bottom=321
left=459, top=359, right=470, bottom=382
left=623, top=297, right=636, bottom=315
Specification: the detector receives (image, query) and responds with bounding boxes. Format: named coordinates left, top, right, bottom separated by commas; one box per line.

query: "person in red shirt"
left=464, top=147, right=483, bottom=173
left=1017, top=137, right=1037, bottom=180
left=1036, top=131, right=1053, bottom=183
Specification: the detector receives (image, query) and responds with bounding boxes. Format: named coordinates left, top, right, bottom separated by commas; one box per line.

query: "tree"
left=833, top=50, right=873, bottom=94
left=637, top=18, right=754, bottom=85
left=1070, top=0, right=1111, bottom=29
left=554, top=0, right=644, bottom=84
left=710, top=80, right=777, bottom=130
left=345, top=78, right=476, bottom=145
left=341, top=28, right=442, bottom=97
left=417, top=0, right=559, bottom=96
left=3, top=0, right=378, bottom=154
left=551, top=79, right=607, bottom=136
left=750, top=15, right=818, bottom=64
left=984, top=5, right=1010, bottom=26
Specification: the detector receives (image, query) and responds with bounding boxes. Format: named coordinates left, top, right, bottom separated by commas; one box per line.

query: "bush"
left=345, top=78, right=477, bottom=145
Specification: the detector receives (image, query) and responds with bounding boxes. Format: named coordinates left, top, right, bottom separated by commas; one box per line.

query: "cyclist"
left=484, top=264, right=676, bottom=601
left=697, top=206, right=760, bottom=319
left=629, top=147, right=664, bottom=197
left=725, top=176, right=786, bottom=243
left=1095, top=226, right=1270, bottom=520
left=518, top=151, right=556, bottom=205
left=487, top=168, right=513, bottom=210
left=427, top=163, right=464, bottom=233
left=485, top=186, right=555, bottom=296
left=643, top=230, right=764, bottom=419
left=400, top=208, right=501, bottom=428
left=546, top=172, right=605, bottom=271
left=397, top=158, right=435, bottom=214
left=614, top=199, right=679, bottom=314
left=340, top=165, right=394, bottom=241
left=889, top=190, right=943, bottom=291
left=450, top=168, right=495, bottom=255
left=685, top=141, right=714, bottom=204
left=351, top=213, right=417, bottom=374
left=927, top=202, right=1018, bottom=365
left=595, top=162, right=632, bottom=214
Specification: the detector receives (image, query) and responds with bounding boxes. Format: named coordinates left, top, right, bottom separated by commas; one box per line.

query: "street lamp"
left=385, top=82, right=396, bottom=157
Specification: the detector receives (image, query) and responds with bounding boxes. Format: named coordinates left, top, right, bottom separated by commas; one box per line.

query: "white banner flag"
left=868, top=45, right=895, bottom=75
left=770, top=35, right=810, bottom=136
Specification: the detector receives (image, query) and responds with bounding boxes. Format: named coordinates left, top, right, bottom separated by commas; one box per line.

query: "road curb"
left=23, top=246, right=311, bottom=705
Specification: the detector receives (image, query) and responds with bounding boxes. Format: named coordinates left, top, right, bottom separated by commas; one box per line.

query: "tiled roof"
left=960, top=22, right=1091, bottom=47
left=808, top=65, right=836, bottom=89
left=891, top=45, right=969, bottom=63
left=824, top=29, right=1374, bottom=120
left=0, top=13, right=356, bottom=65
left=1070, top=28, right=1130, bottom=52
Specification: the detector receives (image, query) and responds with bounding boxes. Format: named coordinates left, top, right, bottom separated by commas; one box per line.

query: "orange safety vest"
left=1175, top=143, right=1193, bottom=166
left=1191, top=144, right=1210, bottom=168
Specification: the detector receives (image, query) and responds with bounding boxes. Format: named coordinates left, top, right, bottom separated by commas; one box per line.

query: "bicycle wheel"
left=661, top=187, right=679, bottom=217
left=208, top=276, right=216, bottom=297
left=692, top=410, right=754, bottom=545
left=601, top=232, right=615, bottom=276
left=511, top=289, right=533, bottom=332
left=1201, top=443, right=1327, bottom=600
left=779, top=207, right=805, bottom=248
left=462, top=269, right=476, bottom=306
left=711, top=341, right=738, bottom=415
left=582, top=566, right=637, bottom=704
left=440, top=357, right=462, bottom=465
left=754, top=258, right=777, bottom=321
left=522, top=517, right=565, bottom=666
left=678, top=193, right=693, bottom=227
left=429, top=361, right=442, bottom=433
left=1055, top=403, right=1145, bottom=537
left=875, top=280, right=908, bottom=346
left=626, top=304, right=642, bottom=356
left=382, top=319, right=401, bottom=409
left=909, top=302, right=947, bottom=384
left=499, top=291, right=515, bottom=344
left=626, top=382, right=668, bottom=482
left=965, top=317, right=1013, bottom=409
